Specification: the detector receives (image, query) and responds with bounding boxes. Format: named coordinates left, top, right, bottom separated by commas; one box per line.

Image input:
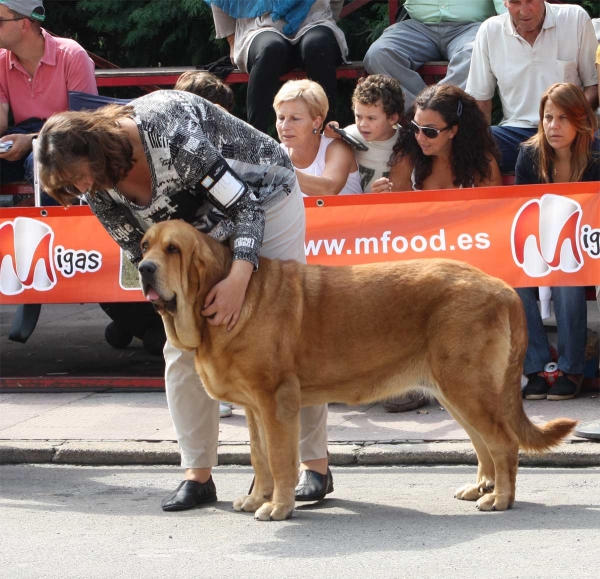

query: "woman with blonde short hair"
left=274, top=79, right=362, bottom=197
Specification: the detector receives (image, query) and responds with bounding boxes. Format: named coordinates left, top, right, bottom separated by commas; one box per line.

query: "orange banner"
left=1, top=182, right=598, bottom=305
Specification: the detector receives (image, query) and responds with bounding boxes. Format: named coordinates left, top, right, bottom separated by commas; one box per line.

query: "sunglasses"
left=0, top=17, right=26, bottom=23
left=410, top=120, right=452, bottom=139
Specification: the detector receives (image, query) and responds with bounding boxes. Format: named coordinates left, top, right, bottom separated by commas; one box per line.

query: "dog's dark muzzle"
left=138, top=259, right=158, bottom=286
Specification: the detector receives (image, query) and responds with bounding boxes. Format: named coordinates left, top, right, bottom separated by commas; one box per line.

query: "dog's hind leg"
left=253, top=379, right=301, bottom=521
left=438, top=395, right=496, bottom=501
left=233, top=406, right=274, bottom=514
left=440, top=385, right=519, bottom=511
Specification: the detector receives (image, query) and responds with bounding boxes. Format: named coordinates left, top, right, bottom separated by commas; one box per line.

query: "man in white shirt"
left=466, top=0, right=598, bottom=173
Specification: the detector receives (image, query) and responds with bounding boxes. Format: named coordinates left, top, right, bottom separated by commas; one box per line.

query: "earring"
left=312, top=128, right=318, bottom=134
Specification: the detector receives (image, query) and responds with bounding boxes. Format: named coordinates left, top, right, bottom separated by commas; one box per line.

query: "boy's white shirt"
left=344, top=124, right=400, bottom=192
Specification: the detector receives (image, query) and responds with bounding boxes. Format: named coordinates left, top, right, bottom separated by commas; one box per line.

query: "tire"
left=104, top=321, right=134, bottom=349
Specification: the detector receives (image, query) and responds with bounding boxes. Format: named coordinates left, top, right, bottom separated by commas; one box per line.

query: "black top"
left=515, top=143, right=600, bottom=185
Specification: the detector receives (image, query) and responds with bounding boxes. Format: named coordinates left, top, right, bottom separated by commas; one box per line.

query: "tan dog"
left=139, top=220, right=576, bottom=521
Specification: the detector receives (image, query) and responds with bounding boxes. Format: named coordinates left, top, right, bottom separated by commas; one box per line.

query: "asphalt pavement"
left=2, top=464, right=599, bottom=579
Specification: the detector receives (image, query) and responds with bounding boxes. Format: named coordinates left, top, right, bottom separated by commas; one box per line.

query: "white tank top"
left=282, top=136, right=363, bottom=196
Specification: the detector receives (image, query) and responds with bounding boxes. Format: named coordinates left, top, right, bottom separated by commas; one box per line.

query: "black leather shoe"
left=295, top=468, right=334, bottom=501
left=161, top=478, right=217, bottom=512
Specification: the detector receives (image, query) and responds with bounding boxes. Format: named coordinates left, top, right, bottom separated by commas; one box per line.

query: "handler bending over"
left=36, top=90, right=334, bottom=510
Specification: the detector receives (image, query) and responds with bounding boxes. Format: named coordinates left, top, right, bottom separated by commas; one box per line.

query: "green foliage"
left=74, top=0, right=222, bottom=67
left=580, top=0, right=599, bottom=19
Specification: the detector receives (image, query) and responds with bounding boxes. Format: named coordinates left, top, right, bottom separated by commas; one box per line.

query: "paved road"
left=2, top=465, right=598, bottom=579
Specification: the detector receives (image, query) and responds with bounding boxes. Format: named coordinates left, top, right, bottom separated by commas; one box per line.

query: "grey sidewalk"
left=1, top=390, right=599, bottom=467
left=1, top=304, right=599, bottom=467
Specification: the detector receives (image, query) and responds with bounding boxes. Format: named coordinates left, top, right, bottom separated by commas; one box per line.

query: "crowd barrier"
left=1, top=182, right=598, bottom=307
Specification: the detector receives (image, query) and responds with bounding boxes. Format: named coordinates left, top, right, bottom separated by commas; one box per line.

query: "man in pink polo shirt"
left=0, top=0, right=97, bottom=189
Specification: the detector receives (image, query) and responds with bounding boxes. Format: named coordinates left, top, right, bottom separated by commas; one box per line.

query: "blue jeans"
left=516, top=286, right=587, bottom=376
left=364, top=20, right=481, bottom=111
left=490, top=126, right=537, bottom=174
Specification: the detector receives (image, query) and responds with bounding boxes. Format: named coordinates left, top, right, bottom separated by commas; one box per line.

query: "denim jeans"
left=516, top=286, right=587, bottom=376
left=490, top=126, right=537, bottom=174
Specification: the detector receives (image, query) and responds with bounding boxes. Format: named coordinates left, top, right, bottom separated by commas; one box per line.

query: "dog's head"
left=139, top=220, right=228, bottom=349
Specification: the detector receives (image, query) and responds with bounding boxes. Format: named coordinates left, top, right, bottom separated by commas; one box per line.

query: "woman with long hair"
left=516, top=83, right=599, bottom=402
left=373, top=84, right=502, bottom=192
left=372, top=83, right=501, bottom=413
left=36, top=90, right=334, bottom=510
left=274, top=79, right=362, bottom=196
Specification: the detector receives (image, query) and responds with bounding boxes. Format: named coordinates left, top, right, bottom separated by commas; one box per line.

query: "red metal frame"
left=0, top=182, right=33, bottom=195
left=0, top=377, right=165, bottom=392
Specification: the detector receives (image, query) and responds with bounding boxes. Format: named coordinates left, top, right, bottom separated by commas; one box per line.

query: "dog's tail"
left=505, top=295, right=577, bottom=452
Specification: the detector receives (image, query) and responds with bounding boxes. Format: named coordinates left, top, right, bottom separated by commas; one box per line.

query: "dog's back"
left=255, top=257, right=520, bottom=406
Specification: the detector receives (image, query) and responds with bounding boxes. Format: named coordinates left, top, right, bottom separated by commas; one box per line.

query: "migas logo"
left=511, top=194, right=599, bottom=278
left=0, top=217, right=103, bottom=295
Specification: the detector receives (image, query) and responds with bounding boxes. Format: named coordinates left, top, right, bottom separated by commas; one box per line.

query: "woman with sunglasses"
left=372, top=84, right=502, bottom=192
left=371, top=83, right=501, bottom=413
left=514, top=83, right=599, bottom=402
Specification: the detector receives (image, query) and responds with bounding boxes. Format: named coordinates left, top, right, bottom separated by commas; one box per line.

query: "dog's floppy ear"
left=167, top=231, right=228, bottom=350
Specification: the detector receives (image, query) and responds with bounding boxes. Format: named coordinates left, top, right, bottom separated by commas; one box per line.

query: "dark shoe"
left=295, top=468, right=334, bottom=501
left=383, top=391, right=428, bottom=413
left=161, top=478, right=217, bottom=512
left=523, top=374, right=550, bottom=400
left=547, top=375, right=581, bottom=401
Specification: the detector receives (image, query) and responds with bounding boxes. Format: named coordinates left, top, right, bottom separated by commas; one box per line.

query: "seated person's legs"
left=516, top=287, right=551, bottom=374
left=490, top=126, right=537, bottom=173
left=0, top=156, right=26, bottom=185
left=297, top=26, right=342, bottom=126
left=364, top=19, right=440, bottom=111
left=517, top=286, right=586, bottom=400
left=246, top=31, right=294, bottom=133
left=550, top=286, right=587, bottom=397
left=439, top=22, right=482, bottom=91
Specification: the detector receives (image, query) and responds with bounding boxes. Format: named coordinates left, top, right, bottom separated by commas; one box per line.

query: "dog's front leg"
left=233, top=406, right=274, bottom=513
left=253, top=382, right=300, bottom=521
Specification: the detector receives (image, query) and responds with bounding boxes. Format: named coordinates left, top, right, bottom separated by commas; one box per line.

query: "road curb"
left=1, top=440, right=598, bottom=467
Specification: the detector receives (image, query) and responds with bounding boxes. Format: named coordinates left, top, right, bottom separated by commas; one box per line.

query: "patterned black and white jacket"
left=85, top=90, right=297, bottom=268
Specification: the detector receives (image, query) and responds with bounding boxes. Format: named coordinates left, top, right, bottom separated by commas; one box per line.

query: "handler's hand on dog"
left=202, top=259, right=253, bottom=331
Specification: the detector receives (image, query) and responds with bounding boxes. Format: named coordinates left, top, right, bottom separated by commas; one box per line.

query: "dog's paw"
left=455, top=480, right=495, bottom=501
left=232, top=494, right=266, bottom=513
left=476, top=493, right=512, bottom=511
left=254, top=501, right=294, bottom=521
left=455, top=483, right=483, bottom=501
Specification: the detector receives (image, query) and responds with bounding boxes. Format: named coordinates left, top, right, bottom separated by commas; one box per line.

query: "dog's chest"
left=194, top=355, right=237, bottom=401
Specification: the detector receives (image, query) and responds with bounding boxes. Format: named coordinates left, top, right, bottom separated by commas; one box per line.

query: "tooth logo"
left=0, top=217, right=57, bottom=295
left=511, top=194, right=583, bottom=277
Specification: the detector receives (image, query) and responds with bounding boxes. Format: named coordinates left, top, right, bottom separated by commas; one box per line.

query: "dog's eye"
left=141, top=241, right=148, bottom=253
left=166, top=244, right=179, bottom=254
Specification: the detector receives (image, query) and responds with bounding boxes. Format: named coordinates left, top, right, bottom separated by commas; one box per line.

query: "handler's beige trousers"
left=163, top=184, right=329, bottom=468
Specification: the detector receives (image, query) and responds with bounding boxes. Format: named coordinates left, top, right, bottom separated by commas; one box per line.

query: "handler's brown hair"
left=37, top=105, right=135, bottom=207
